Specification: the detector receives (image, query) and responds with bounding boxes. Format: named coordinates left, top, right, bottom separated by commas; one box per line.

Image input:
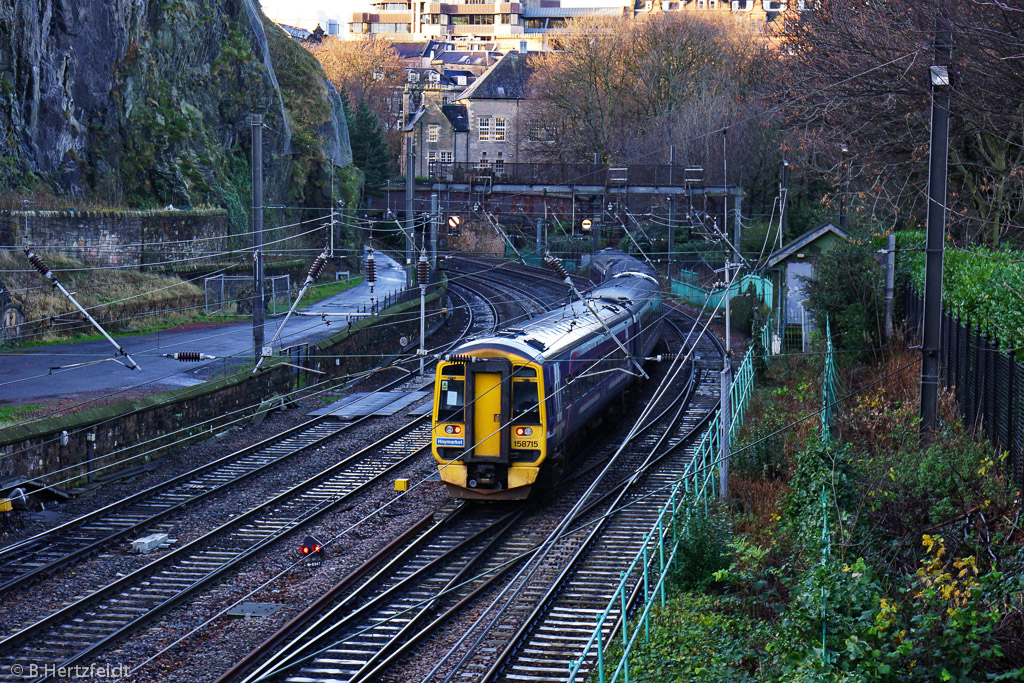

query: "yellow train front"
left=431, top=249, right=662, bottom=501
left=432, top=354, right=547, bottom=500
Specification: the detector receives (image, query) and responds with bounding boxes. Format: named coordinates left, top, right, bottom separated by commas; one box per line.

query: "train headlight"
left=444, top=425, right=462, bottom=434
left=515, top=427, right=533, bottom=437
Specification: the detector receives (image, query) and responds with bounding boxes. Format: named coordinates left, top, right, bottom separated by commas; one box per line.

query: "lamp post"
left=839, top=145, right=849, bottom=231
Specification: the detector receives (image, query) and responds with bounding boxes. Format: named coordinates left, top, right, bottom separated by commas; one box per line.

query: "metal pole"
left=668, top=145, right=676, bottom=280
left=418, top=251, right=428, bottom=377
left=884, top=233, right=896, bottom=344
left=329, top=172, right=336, bottom=259
left=921, top=19, right=952, bottom=436
left=251, top=114, right=265, bottom=365
left=721, top=129, right=733, bottom=502
left=536, top=218, right=542, bottom=255
left=405, top=132, right=415, bottom=287
left=780, top=159, right=789, bottom=247
left=839, top=145, right=849, bottom=231
left=430, top=192, right=439, bottom=268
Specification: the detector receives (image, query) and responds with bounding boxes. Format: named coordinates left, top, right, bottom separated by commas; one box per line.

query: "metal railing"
left=426, top=162, right=698, bottom=187
left=568, top=318, right=773, bottom=682
left=904, top=286, right=1023, bottom=489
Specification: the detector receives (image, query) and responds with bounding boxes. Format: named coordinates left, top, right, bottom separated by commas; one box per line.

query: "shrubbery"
left=804, top=242, right=884, bottom=353
left=897, top=230, right=1024, bottom=347
left=619, top=349, right=1023, bottom=682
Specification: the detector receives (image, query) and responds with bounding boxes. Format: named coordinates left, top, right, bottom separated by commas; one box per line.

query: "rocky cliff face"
left=0, top=0, right=351, bottom=220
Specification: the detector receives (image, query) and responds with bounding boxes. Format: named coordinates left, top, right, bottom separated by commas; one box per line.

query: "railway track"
left=470, top=311, right=725, bottom=683
left=0, top=418, right=435, bottom=683
left=0, top=276, right=517, bottom=680
left=220, top=309, right=720, bottom=683
left=0, top=277, right=508, bottom=604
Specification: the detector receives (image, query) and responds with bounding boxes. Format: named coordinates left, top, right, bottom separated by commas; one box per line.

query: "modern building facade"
left=348, top=0, right=803, bottom=47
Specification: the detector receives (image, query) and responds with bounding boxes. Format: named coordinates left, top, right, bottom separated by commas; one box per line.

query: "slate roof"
left=278, top=23, right=312, bottom=40
left=765, top=222, right=849, bottom=268
left=433, top=51, right=497, bottom=66
left=393, top=42, right=429, bottom=59
left=442, top=104, right=470, bottom=132
left=456, top=51, right=532, bottom=100
left=445, top=69, right=476, bottom=85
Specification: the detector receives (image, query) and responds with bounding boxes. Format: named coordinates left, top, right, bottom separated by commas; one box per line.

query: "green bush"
left=670, top=509, right=730, bottom=591
left=805, top=242, right=884, bottom=353
left=897, top=230, right=1024, bottom=347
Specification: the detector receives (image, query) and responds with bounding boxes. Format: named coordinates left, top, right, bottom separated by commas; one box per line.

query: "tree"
left=773, top=0, right=1024, bottom=247
left=306, top=36, right=404, bottom=129
left=347, top=97, right=390, bottom=197
left=525, top=14, right=779, bottom=216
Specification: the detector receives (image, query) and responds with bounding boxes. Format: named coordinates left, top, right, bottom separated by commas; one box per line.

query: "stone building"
left=405, top=50, right=535, bottom=177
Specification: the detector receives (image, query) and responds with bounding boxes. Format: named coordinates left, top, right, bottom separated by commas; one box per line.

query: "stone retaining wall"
left=0, top=209, right=231, bottom=269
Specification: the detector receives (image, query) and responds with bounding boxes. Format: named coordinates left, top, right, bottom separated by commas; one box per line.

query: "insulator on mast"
left=24, top=247, right=53, bottom=280
left=416, top=252, right=429, bottom=286
left=544, top=252, right=571, bottom=283
left=163, top=351, right=217, bottom=362
left=366, top=249, right=376, bottom=292
left=307, top=254, right=327, bottom=281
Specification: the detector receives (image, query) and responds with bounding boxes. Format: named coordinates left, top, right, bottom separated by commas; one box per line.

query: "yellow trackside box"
left=394, top=479, right=409, bottom=492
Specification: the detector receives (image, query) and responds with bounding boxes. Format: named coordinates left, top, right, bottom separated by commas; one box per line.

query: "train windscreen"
left=438, top=379, right=465, bottom=421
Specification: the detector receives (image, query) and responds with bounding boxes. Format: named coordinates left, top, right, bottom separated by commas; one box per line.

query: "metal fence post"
left=973, top=323, right=982, bottom=427
left=643, top=543, right=650, bottom=642
left=596, top=616, right=605, bottom=683
left=620, top=573, right=630, bottom=683
left=658, top=514, right=666, bottom=607
left=1007, top=350, right=1017, bottom=481
left=985, top=331, right=995, bottom=443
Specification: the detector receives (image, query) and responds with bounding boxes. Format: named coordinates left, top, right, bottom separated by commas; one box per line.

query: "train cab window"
left=438, top=379, right=465, bottom=421
left=511, top=379, right=540, bottom=424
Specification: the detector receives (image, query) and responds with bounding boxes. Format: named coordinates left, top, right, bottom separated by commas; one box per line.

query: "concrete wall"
left=0, top=209, right=231, bottom=269
left=0, top=282, right=447, bottom=489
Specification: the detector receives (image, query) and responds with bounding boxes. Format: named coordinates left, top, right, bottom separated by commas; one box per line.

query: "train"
left=431, top=249, right=664, bottom=500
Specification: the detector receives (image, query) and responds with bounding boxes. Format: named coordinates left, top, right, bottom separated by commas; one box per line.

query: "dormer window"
left=408, top=71, right=420, bottom=83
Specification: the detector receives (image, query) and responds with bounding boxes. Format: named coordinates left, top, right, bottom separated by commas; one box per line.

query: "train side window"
left=438, top=379, right=465, bottom=421
left=512, top=380, right=540, bottom=424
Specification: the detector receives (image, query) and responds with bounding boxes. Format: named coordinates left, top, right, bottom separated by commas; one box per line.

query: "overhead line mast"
left=24, top=247, right=141, bottom=372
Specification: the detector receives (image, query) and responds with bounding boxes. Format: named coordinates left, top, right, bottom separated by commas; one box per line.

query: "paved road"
left=0, top=250, right=408, bottom=402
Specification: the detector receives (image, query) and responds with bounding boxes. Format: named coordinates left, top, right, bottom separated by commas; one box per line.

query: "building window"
left=440, top=151, right=453, bottom=163
left=494, top=118, right=506, bottom=142
left=478, top=158, right=490, bottom=170
left=451, top=14, right=493, bottom=25
left=428, top=124, right=440, bottom=142
left=478, top=116, right=491, bottom=141
left=428, top=150, right=437, bottom=162
left=494, top=159, right=505, bottom=174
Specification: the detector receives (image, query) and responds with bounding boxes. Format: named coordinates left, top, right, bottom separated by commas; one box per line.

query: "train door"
left=465, top=358, right=511, bottom=463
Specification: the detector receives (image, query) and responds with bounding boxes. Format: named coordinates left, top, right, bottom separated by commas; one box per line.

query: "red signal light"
left=299, top=535, right=325, bottom=566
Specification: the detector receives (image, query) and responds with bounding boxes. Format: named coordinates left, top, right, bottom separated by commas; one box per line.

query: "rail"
left=568, top=317, right=773, bottom=682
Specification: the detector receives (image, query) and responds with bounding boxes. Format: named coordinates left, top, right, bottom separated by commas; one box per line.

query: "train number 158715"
left=512, top=439, right=539, bottom=449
